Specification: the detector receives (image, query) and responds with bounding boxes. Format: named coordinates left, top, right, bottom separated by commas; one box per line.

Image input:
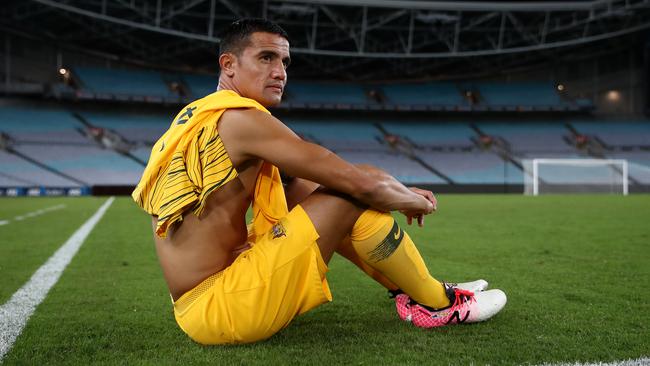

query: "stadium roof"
left=1, top=0, right=649, bottom=80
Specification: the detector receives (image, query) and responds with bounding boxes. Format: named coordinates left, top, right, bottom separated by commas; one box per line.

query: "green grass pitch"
left=1, top=195, right=648, bottom=365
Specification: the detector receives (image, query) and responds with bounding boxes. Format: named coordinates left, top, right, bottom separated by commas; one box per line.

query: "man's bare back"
left=153, top=157, right=263, bottom=300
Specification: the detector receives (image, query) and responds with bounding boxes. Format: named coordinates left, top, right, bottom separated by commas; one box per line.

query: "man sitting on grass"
left=132, top=18, right=506, bottom=345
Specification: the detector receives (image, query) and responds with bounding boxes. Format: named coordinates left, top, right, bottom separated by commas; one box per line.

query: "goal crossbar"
left=531, top=158, right=628, bottom=195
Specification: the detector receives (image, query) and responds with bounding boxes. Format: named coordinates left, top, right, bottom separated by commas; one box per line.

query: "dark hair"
left=219, top=18, right=289, bottom=56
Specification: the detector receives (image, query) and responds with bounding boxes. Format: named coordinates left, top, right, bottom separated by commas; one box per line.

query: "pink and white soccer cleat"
left=388, top=279, right=488, bottom=300
left=395, top=285, right=506, bottom=328
left=451, top=279, right=489, bottom=293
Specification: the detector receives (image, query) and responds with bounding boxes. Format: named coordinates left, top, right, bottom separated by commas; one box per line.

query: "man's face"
left=227, top=32, right=290, bottom=107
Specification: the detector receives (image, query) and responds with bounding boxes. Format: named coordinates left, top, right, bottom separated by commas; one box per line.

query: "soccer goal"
left=523, top=158, right=628, bottom=195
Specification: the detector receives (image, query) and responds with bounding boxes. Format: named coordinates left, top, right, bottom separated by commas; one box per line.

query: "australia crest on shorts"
left=270, top=221, right=287, bottom=239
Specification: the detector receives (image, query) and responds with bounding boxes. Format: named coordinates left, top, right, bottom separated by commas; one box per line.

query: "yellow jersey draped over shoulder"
left=132, top=89, right=288, bottom=238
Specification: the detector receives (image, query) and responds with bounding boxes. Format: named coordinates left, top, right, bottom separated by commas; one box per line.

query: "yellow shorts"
left=172, top=205, right=332, bottom=345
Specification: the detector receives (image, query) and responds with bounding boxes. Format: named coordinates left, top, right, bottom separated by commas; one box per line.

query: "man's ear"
left=219, top=53, right=236, bottom=77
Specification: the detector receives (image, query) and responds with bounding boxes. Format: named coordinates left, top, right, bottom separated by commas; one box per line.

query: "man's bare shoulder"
left=218, top=107, right=297, bottom=166
left=220, top=107, right=286, bottom=132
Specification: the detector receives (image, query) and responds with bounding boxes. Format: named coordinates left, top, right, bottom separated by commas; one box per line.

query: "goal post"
left=523, top=158, right=628, bottom=195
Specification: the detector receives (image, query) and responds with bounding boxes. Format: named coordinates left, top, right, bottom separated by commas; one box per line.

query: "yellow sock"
left=337, top=236, right=400, bottom=291
left=350, top=209, right=450, bottom=309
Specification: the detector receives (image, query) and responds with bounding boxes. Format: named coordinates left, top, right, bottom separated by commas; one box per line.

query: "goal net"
left=523, top=158, right=628, bottom=195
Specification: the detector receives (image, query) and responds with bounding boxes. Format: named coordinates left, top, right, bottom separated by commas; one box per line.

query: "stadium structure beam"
left=159, top=0, right=210, bottom=22
left=27, top=0, right=650, bottom=59
left=318, top=5, right=361, bottom=50
left=59, top=12, right=168, bottom=63
left=284, top=0, right=623, bottom=12
left=218, top=0, right=251, bottom=19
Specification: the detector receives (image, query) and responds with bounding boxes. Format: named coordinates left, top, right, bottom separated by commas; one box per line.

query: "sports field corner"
left=0, top=194, right=648, bottom=365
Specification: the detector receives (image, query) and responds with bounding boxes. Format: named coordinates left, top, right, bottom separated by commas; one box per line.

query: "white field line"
left=540, top=357, right=650, bottom=366
left=0, top=197, right=114, bottom=361
left=1, top=204, right=66, bottom=225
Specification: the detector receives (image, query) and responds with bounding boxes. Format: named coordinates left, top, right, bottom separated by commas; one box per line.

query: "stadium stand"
left=284, top=81, right=373, bottom=108
left=181, top=73, right=219, bottom=99
left=379, top=82, right=465, bottom=109
left=12, top=144, right=144, bottom=186
left=570, top=121, right=650, bottom=148
left=80, top=113, right=169, bottom=144
left=0, top=150, right=81, bottom=187
left=73, top=67, right=178, bottom=102
left=419, top=151, right=524, bottom=184
left=471, top=82, right=566, bottom=110
left=284, top=120, right=385, bottom=150
left=0, top=107, right=89, bottom=144
left=50, top=64, right=595, bottom=113
left=477, top=122, right=574, bottom=153
left=0, top=67, right=648, bottom=194
left=605, top=152, right=650, bottom=184
left=381, top=121, right=475, bottom=149
left=337, top=151, right=446, bottom=184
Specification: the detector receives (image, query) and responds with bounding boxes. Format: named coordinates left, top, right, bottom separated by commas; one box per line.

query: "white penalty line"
left=0, top=197, right=114, bottom=361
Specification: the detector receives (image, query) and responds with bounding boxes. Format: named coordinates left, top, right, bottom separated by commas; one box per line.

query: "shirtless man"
left=132, top=18, right=506, bottom=345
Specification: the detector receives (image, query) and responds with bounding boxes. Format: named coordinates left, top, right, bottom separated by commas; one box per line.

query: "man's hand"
left=401, top=187, right=437, bottom=227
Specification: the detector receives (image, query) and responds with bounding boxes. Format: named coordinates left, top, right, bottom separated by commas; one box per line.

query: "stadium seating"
left=571, top=121, right=650, bottom=147
left=285, top=120, right=385, bottom=151
left=74, top=67, right=177, bottom=100
left=477, top=122, right=573, bottom=153
left=55, top=65, right=594, bottom=112
left=80, top=113, right=169, bottom=143
left=131, top=146, right=153, bottom=164
left=337, top=151, right=446, bottom=184
left=470, top=82, right=565, bottom=110
left=0, top=107, right=89, bottom=144
left=284, top=81, right=372, bottom=107
left=12, top=145, right=144, bottom=186
left=419, top=151, right=524, bottom=184
left=604, top=151, right=650, bottom=184
left=0, top=99, right=647, bottom=193
left=381, top=121, right=475, bottom=148
left=379, top=82, right=465, bottom=108
left=0, top=150, right=81, bottom=187
left=182, top=73, right=219, bottom=98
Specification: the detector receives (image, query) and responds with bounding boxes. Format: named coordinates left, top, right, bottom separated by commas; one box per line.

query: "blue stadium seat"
left=13, top=145, right=144, bottom=186
left=0, top=108, right=89, bottom=144
left=0, top=151, right=81, bottom=187
left=473, top=82, right=564, bottom=108
left=478, top=122, right=572, bottom=153
left=382, top=122, right=475, bottom=148
left=182, top=73, right=219, bottom=98
left=80, top=113, right=169, bottom=143
left=604, top=152, right=650, bottom=184
left=337, top=151, right=446, bottom=184
left=420, top=151, right=523, bottom=184
left=571, top=121, right=650, bottom=147
left=285, top=81, right=371, bottom=106
left=74, top=67, right=176, bottom=98
left=285, top=120, right=385, bottom=150
left=379, top=82, right=464, bottom=107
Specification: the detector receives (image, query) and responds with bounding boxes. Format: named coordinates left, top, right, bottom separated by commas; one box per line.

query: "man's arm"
left=218, top=108, right=433, bottom=215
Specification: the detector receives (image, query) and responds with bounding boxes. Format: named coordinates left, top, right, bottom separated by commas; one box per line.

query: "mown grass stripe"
left=10, top=204, right=66, bottom=223
left=541, top=357, right=650, bottom=366
left=0, top=197, right=114, bottom=362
